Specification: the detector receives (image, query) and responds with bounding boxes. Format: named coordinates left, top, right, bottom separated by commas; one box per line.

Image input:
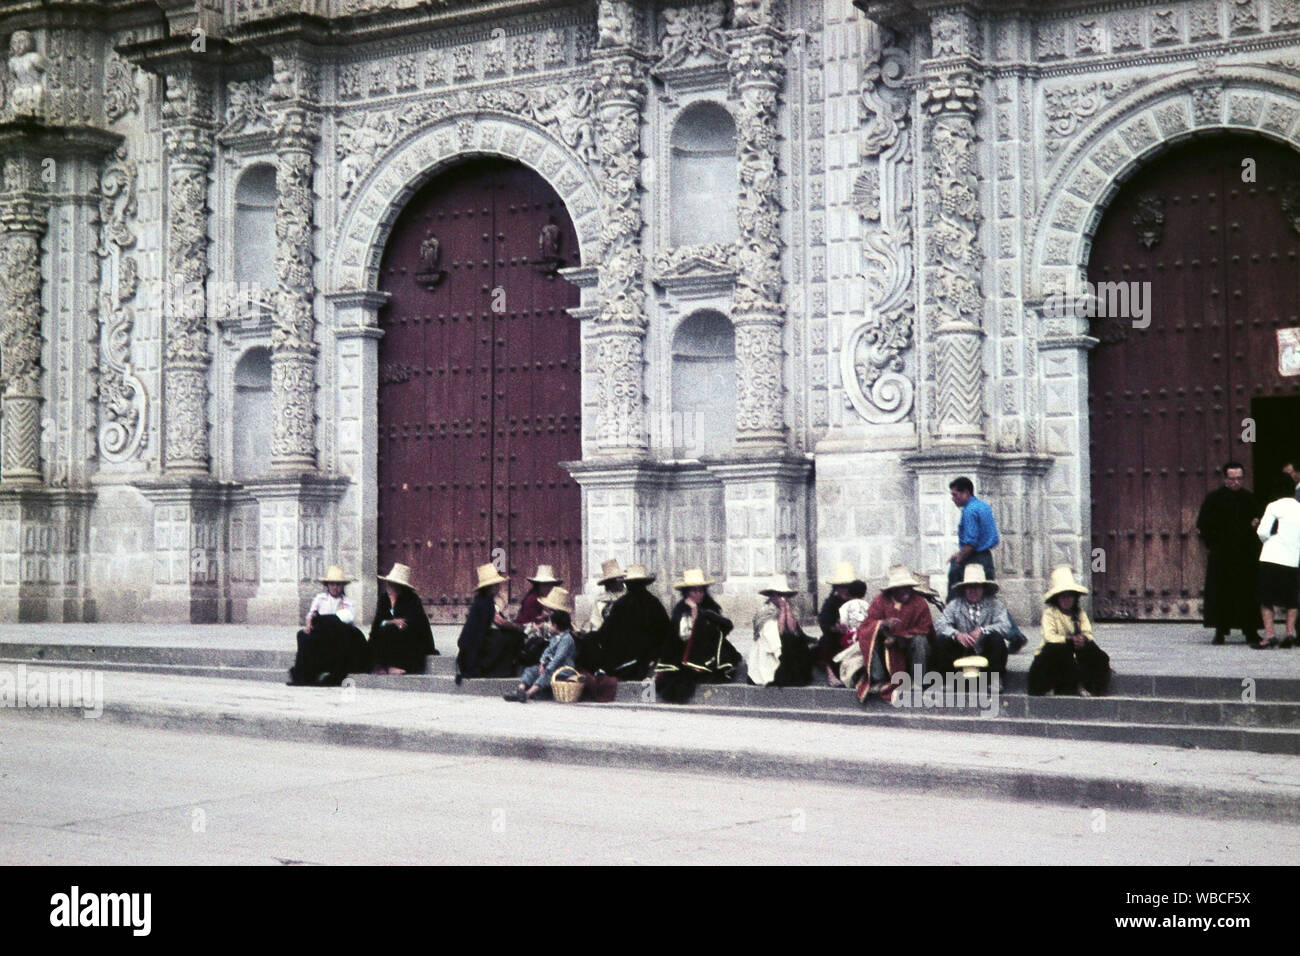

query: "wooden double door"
left=377, top=159, right=582, bottom=620
left=1088, top=135, right=1300, bottom=619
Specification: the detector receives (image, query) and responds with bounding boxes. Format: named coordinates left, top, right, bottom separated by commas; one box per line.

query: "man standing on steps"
left=947, top=477, right=999, bottom=599
left=1196, top=461, right=1263, bottom=646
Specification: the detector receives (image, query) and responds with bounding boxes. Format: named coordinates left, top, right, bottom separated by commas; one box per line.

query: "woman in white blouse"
left=288, top=566, right=370, bottom=685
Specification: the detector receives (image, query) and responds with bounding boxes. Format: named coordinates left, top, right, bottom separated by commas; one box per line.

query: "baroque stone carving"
left=598, top=0, right=635, bottom=47
left=104, top=53, right=140, bottom=123
left=728, top=24, right=787, bottom=444
left=7, top=31, right=46, bottom=119
left=921, top=73, right=984, bottom=443
left=97, top=146, right=147, bottom=463
left=221, top=78, right=270, bottom=137
left=660, top=2, right=727, bottom=61
left=652, top=242, right=740, bottom=278
left=846, top=33, right=914, bottom=424
left=0, top=169, right=48, bottom=483
left=1043, top=79, right=1139, bottom=158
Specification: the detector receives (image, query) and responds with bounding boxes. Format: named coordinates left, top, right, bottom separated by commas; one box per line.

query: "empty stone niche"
left=671, top=310, right=736, bottom=458
left=233, top=163, right=277, bottom=310
left=669, top=101, right=738, bottom=246
left=233, top=346, right=272, bottom=480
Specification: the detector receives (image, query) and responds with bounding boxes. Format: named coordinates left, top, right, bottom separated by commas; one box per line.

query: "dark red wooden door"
left=377, top=159, right=582, bottom=620
left=1088, top=136, right=1300, bottom=619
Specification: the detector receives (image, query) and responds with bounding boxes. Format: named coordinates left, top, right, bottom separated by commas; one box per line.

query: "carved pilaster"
left=267, top=51, right=321, bottom=472
left=591, top=13, right=650, bottom=454
left=161, top=66, right=216, bottom=475
left=728, top=21, right=787, bottom=447
left=921, top=71, right=985, bottom=445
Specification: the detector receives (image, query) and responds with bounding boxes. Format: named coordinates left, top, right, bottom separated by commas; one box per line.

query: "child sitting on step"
left=1027, top=566, right=1110, bottom=697
left=504, top=588, right=577, bottom=702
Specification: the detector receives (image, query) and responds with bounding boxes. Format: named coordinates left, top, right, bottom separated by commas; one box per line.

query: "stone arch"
left=328, top=112, right=603, bottom=294
left=1028, top=66, right=1300, bottom=303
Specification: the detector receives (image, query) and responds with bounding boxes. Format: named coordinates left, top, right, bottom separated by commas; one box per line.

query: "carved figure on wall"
left=597, top=0, right=632, bottom=47
left=732, top=0, right=767, bottom=28
left=527, top=84, right=598, bottom=165
left=415, top=231, right=446, bottom=289
left=533, top=220, right=564, bottom=277
left=337, top=111, right=394, bottom=200
left=8, top=31, right=46, bottom=118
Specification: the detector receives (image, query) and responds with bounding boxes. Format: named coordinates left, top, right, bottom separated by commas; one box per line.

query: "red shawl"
left=854, top=591, right=935, bottom=703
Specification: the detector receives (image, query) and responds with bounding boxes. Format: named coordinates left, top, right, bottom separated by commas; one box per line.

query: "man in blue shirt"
left=947, top=476, right=999, bottom=597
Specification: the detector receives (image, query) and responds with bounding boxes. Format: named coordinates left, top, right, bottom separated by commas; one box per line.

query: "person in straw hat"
left=817, top=562, right=866, bottom=687
left=748, top=575, right=812, bottom=687
left=515, top=564, right=564, bottom=627
left=456, top=562, right=524, bottom=681
left=934, top=563, right=1013, bottom=682
left=586, top=559, right=627, bottom=632
left=288, top=565, right=370, bottom=686
left=503, top=587, right=577, bottom=702
left=654, top=569, right=740, bottom=703
left=1028, top=566, right=1110, bottom=696
left=847, top=565, right=936, bottom=704
left=369, top=562, right=436, bottom=675
left=588, top=563, right=669, bottom=679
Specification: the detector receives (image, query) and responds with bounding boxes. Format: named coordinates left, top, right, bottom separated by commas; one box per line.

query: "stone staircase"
left=4, top=640, right=1297, bottom=755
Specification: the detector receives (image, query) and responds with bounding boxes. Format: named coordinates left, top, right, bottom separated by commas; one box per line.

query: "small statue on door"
left=532, top=220, right=564, bottom=278
left=416, top=231, right=446, bottom=289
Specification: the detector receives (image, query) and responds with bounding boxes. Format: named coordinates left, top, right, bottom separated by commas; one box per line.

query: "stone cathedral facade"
left=1, top=0, right=1298, bottom=624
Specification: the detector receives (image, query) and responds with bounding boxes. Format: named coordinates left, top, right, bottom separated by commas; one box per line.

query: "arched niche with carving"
left=233, top=346, right=272, bottom=480
left=671, top=310, right=736, bottom=458
left=233, top=164, right=277, bottom=306
left=670, top=101, right=738, bottom=246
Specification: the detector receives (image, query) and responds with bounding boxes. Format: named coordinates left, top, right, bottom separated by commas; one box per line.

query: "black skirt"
left=1257, top=561, right=1300, bottom=609
left=289, top=616, right=370, bottom=685
left=1027, top=641, right=1110, bottom=697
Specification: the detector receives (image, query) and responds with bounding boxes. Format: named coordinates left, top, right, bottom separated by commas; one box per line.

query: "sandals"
left=1254, top=637, right=1280, bottom=650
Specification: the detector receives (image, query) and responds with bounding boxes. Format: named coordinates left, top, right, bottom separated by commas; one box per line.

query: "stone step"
left=5, top=641, right=1299, bottom=703
left=9, top=656, right=1294, bottom=754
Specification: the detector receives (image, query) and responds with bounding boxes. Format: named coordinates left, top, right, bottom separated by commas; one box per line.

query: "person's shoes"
left=503, top=690, right=527, bottom=702
left=454, top=673, right=464, bottom=686
left=1211, top=632, right=1226, bottom=645
left=1282, top=634, right=1296, bottom=649
left=1246, top=632, right=1262, bottom=648
left=1007, top=632, right=1028, bottom=654
left=1253, top=638, right=1278, bottom=650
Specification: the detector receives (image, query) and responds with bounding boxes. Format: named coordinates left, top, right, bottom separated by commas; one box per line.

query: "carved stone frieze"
left=221, top=78, right=270, bottom=138
left=659, top=2, right=727, bottom=66
left=104, top=53, right=140, bottom=124
left=1043, top=79, right=1140, bottom=159
left=97, top=146, right=147, bottom=463
left=920, top=72, right=985, bottom=444
left=0, top=220, right=45, bottom=482
left=847, top=33, right=915, bottom=424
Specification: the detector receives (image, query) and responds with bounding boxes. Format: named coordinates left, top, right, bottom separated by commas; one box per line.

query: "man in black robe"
left=1196, top=461, right=1263, bottom=645
left=592, top=564, right=669, bottom=679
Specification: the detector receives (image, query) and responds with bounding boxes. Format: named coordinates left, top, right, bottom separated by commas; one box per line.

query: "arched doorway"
left=377, top=158, right=582, bottom=620
left=1087, top=135, right=1300, bottom=620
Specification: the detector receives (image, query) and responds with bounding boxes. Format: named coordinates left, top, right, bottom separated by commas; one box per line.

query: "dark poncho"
left=654, top=595, right=740, bottom=703
left=594, top=584, right=671, bottom=680
left=369, top=588, right=435, bottom=674
left=456, top=589, right=524, bottom=679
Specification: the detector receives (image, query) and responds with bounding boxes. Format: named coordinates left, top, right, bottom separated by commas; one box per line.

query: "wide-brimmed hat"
left=538, top=586, right=573, bottom=614
left=758, top=574, right=797, bottom=597
left=952, top=655, right=989, bottom=676
left=881, top=564, right=924, bottom=595
left=957, top=564, right=999, bottom=594
left=474, top=563, right=508, bottom=590
left=1044, top=566, right=1088, bottom=602
left=623, top=563, right=656, bottom=583
left=320, top=565, right=353, bottom=585
left=674, top=568, right=714, bottom=590
left=826, top=561, right=863, bottom=587
left=527, top=564, right=562, bottom=585
left=378, top=563, right=416, bottom=591
left=597, top=559, right=626, bottom=586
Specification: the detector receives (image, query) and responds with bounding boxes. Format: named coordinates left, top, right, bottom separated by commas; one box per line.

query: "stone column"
left=727, top=16, right=788, bottom=449
left=920, top=68, right=985, bottom=446
left=590, top=3, right=650, bottom=455
left=266, top=50, right=321, bottom=472
left=160, top=65, right=216, bottom=475
left=0, top=151, right=47, bottom=486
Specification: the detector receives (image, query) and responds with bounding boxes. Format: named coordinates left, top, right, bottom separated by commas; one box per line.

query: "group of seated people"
left=288, top=556, right=1111, bottom=703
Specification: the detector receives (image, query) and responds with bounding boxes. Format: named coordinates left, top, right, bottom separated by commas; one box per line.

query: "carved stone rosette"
left=267, top=53, right=321, bottom=472
left=920, top=74, right=985, bottom=444
left=161, top=69, right=216, bottom=474
left=0, top=173, right=48, bottom=484
left=591, top=21, right=650, bottom=454
left=728, top=24, right=787, bottom=446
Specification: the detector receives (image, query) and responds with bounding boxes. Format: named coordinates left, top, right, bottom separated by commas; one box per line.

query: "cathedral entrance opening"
left=376, top=158, right=582, bottom=621
left=1087, top=134, right=1300, bottom=620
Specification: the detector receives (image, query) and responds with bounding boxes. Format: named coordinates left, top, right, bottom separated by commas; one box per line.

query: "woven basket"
left=550, top=666, right=584, bottom=703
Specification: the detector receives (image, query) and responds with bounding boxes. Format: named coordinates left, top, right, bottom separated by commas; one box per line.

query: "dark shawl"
left=456, top=589, right=523, bottom=678
left=594, top=583, right=671, bottom=680
left=368, top=587, right=435, bottom=674
left=654, top=595, right=740, bottom=702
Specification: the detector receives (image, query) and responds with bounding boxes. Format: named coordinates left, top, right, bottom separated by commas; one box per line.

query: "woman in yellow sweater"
left=1028, top=567, right=1111, bottom=697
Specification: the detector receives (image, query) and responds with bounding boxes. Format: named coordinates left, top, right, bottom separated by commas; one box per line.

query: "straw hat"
left=377, top=562, right=416, bottom=591
left=526, top=564, right=562, bottom=585
left=673, top=568, right=714, bottom=590
left=957, top=564, right=999, bottom=594
left=826, top=561, right=863, bottom=587
left=623, top=563, right=656, bottom=584
left=538, top=586, right=573, bottom=614
left=758, top=574, right=797, bottom=597
left=881, top=564, right=923, bottom=595
left=1043, top=566, right=1089, bottom=602
left=474, top=562, right=508, bottom=590
left=597, top=559, right=626, bottom=586
left=320, top=565, right=353, bottom=585
left=952, top=655, right=989, bottom=677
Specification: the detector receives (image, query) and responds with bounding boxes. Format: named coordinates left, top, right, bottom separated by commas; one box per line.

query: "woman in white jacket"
left=1255, top=480, right=1300, bottom=649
